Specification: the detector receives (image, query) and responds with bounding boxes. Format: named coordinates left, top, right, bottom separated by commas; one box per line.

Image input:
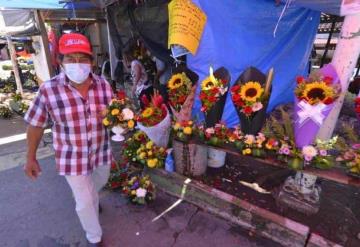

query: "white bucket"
left=207, top=148, right=226, bottom=168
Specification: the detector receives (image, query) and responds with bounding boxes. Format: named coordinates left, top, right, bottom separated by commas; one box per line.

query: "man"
left=24, top=33, right=113, bottom=247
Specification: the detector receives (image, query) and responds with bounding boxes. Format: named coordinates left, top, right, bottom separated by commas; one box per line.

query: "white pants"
left=65, top=165, right=110, bottom=243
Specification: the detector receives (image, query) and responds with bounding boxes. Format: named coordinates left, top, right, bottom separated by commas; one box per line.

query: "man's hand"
left=24, top=159, right=42, bottom=180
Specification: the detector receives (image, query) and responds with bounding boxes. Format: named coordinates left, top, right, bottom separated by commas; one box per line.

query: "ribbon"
left=297, top=100, right=328, bottom=126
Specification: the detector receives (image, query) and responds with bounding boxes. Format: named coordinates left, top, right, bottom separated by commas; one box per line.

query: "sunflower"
left=142, top=107, right=154, bottom=118
left=201, top=76, right=220, bottom=91
left=168, top=73, right=187, bottom=90
left=240, top=81, right=264, bottom=102
left=302, top=81, right=334, bottom=105
left=111, top=108, right=120, bottom=116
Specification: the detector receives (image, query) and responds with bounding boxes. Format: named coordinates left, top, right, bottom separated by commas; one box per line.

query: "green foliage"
left=0, top=105, right=12, bottom=119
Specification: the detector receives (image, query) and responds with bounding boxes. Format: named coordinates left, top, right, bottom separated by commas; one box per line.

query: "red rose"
left=199, top=92, right=207, bottom=100
left=355, top=97, right=360, bottom=104
left=211, top=87, right=220, bottom=94
left=141, top=94, right=150, bottom=106
left=323, top=97, right=334, bottom=105
left=232, top=94, right=242, bottom=102
left=117, top=90, right=126, bottom=100
left=243, top=106, right=253, bottom=115
left=208, top=96, right=217, bottom=103
left=323, top=76, right=333, bottom=85
left=111, top=162, right=117, bottom=170
left=235, top=100, right=244, bottom=107
left=231, top=85, right=241, bottom=93
left=296, top=76, right=305, bottom=84
left=178, top=95, right=187, bottom=103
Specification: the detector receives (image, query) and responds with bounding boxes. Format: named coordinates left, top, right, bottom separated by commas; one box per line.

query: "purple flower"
left=352, top=144, right=360, bottom=150
left=282, top=148, right=290, bottom=155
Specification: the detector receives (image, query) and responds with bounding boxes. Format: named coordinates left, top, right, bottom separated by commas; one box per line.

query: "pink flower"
left=252, top=102, right=263, bottom=112
left=282, top=148, right=290, bottom=155
left=352, top=144, right=360, bottom=150
left=304, top=155, right=313, bottom=162
left=302, top=145, right=318, bottom=158
left=319, top=149, right=327, bottom=156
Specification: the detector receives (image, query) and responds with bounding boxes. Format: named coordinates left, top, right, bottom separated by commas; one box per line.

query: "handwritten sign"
left=168, top=0, right=207, bottom=55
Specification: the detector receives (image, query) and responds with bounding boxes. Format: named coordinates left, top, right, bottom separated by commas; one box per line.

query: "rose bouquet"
left=168, top=67, right=198, bottom=122
left=122, top=175, right=155, bottom=205
left=199, top=67, right=230, bottom=128
left=231, top=67, right=273, bottom=135
left=137, top=93, right=171, bottom=147
left=202, top=123, right=231, bottom=146
left=293, top=64, right=340, bottom=148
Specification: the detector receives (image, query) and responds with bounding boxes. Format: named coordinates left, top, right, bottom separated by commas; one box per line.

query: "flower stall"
left=103, top=0, right=360, bottom=245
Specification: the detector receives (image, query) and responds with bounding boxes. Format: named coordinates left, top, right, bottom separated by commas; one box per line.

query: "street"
left=0, top=116, right=278, bottom=247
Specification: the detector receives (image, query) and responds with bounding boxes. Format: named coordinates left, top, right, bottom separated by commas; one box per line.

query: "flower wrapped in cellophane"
left=294, top=64, right=340, bottom=148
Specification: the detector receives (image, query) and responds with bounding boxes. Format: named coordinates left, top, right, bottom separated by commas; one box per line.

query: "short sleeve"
left=24, top=85, right=49, bottom=128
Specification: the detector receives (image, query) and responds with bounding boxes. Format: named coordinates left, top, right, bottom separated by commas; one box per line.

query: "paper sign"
left=341, top=0, right=360, bottom=16
left=168, top=0, right=207, bottom=55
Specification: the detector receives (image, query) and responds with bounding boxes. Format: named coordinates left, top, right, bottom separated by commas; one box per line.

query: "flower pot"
left=111, top=126, right=125, bottom=142
left=207, top=148, right=226, bottom=168
left=172, top=139, right=207, bottom=176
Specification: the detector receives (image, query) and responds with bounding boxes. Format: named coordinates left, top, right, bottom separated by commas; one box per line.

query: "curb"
left=145, top=168, right=311, bottom=247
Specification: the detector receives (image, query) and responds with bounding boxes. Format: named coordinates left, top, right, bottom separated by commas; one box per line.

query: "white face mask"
left=63, top=63, right=91, bottom=84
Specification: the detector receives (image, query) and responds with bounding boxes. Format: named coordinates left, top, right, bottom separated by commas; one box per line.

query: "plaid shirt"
left=24, top=72, right=114, bottom=176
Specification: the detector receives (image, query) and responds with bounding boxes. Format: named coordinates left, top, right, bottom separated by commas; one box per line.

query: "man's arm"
left=24, top=125, right=45, bottom=180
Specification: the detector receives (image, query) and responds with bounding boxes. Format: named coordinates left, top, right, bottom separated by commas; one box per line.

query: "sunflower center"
left=307, top=88, right=325, bottom=100
left=174, top=79, right=181, bottom=85
left=245, top=88, right=258, bottom=98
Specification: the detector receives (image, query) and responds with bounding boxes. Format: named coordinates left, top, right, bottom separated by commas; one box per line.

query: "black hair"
left=348, top=77, right=360, bottom=95
left=58, top=53, right=93, bottom=62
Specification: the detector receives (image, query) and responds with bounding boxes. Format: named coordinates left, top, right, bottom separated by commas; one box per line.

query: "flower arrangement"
left=123, top=131, right=149, bottom=162
left=135, top=140, right=167, bottom=168
left=173, top=120, right=194, bottom=141
left=199, top=67, right=229, bottom=114
left=241, top=133, right=268, bottom=157
left=122, top=175, right=155, bottom=205
left=337, top=144, right=360, bottom=175
left=231, top=82, right=265, bottom=117
left=295, top=74, right=340, bottom=106
left=102, top=96, right=136, bottom=130
left=107, top=161, right=129, bottom=190
left=136, top=93, right=167, bottom=127
left=202, top=123, right=231, bottom=146
left=293, top=65, right=341, bottom=148
left=168, top=73, right=193, bottom=112
left=0, top=105, right=12, bottom=119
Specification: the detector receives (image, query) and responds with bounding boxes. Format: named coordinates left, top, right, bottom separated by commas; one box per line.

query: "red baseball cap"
left=59, top=33, right=92, bottom=56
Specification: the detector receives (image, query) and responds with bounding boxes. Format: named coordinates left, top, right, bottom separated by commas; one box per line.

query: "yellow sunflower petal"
left=240, top=81, right=264, bottom=102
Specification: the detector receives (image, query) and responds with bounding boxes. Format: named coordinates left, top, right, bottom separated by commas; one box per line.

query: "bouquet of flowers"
left=337, top=144, right=360, bottom=175
left=137, top=93, right=171, bottom=147
left=107, top=161, right=129, bottom=190
left=202, top=123, right=231, bottom=146
left=293, top=64, right=340, bottom=148
left=241, top=133, right=268, bottom=157
left=231, top=67, right=273, bottom=135
left=199, top=67, right=230, bottom=128
left=102, top=92, right=136, bottom=141
left=301, top=137, right=337, bottom=169
left=122, top=175, right=155, bottom=205
left=122, top=131, right=149, bottom=162
left=135, top=140, right=167, bottom=168
left=168, top=67, right=198, bottom=122
left=173, top=120, right=195, bottom=142
left=0, top=105, right=12, bottom=119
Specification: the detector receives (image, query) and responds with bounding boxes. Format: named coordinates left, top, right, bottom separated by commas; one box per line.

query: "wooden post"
left=317, top=13, right=360, bottom=140
left=34, top=10, right=54, bottom=78
left=6, top=36, right=23, bottom=95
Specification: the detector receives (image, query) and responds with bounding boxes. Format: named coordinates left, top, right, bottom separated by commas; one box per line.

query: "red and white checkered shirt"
left=24, top=72, right=114, bottom=176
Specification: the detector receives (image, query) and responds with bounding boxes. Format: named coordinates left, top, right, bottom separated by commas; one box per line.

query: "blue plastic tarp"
left=281, top=0, right=342, bottom=16
left=189, top=0, right=320, bottom=127
left=0, top=0, right=95, bottom=9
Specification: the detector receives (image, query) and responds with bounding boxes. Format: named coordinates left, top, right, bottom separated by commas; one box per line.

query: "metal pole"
left=6, top=36, right=23, bottom=95
left=317, top=13, right=360, bottom=140
left=320, top=17, right=336, bottom=68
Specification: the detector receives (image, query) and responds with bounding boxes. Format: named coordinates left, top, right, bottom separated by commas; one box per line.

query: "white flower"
left=122, top=108, right=134, bottom=120
left=302, top=145, right=318, bottom=158
left=136, top=188, right=147, bottom=198
left=205, top=128, right=215, bottom=135
left=252, top=102, right=263, bottom=112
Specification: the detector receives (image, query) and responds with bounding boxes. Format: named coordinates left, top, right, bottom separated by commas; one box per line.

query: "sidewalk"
left=0, top=156, right=279, bottom=247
